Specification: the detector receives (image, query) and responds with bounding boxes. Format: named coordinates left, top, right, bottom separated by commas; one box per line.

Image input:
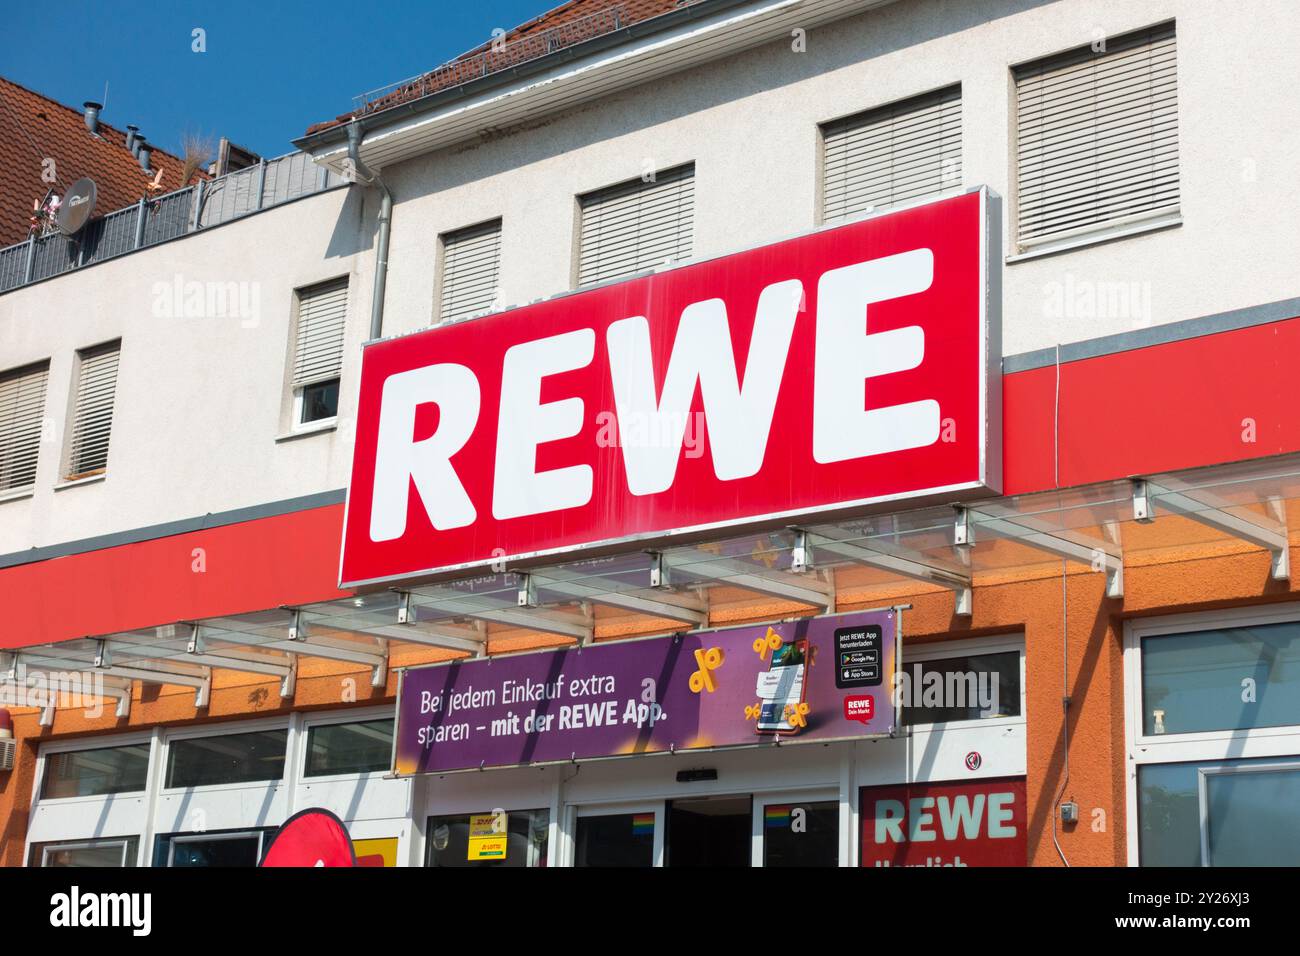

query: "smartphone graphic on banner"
left=755, top=640, right=809, bottom=735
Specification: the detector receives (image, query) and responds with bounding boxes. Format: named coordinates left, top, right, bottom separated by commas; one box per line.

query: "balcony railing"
left=0, top=151, right=343, bottom=295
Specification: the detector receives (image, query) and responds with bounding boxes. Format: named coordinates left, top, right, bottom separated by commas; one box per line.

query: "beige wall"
left=2, top=0, right=1298, bottom=554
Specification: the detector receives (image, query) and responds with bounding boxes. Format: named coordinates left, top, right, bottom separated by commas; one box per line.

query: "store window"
left=165, top=728, right=288, bottom=789
left=289, top=277, right=348, bottom=426
left=42, top=741, right=150, bottom=799
left=159, top=829, right=267, bottom=867
left=576, top=163, right=694, bottom=287
left=1139, top=758, right=1300, bottom=867
left=1141, top=621, right=1300, bottom=735
left=762, top=800, right=839, bottom=867
left=426, top=810, right=549, bottom=868
left=821, top=84, right=961, bottom=223
left=32, top=837, right=138, bottom=867
left=574, top=811, right=655, bottom=867
left=304, top=718, right=393, bottom=777
left=1129, top=608, right=1300, bottom=866
left=899, top=649, right=1022, bottom=725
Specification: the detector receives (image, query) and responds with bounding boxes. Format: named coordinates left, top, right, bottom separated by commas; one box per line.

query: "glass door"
left=572, top=804, right=662, bottom=867
left=753, top=792, right=841, bottom=867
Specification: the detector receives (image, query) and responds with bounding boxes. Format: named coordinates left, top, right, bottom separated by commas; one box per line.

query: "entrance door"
left=666, top=796, right=752, bottom=867
left=573, top=805, right=661, bottom=867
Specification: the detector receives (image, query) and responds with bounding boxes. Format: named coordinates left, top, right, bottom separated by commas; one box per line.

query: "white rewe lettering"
left=366, top=247, right=948, bottom=538
left=370, top=363, right=480, bottom=541
left=813, top=248, right=940, bottom=464
left=492, top=328, right=596, bottom=520
left=605, top=279, right=802, bottom=495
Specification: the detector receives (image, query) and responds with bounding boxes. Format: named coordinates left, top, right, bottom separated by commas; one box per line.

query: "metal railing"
left=352, top=2, right=639, bottom=118
left=0, top=151, right=343, bottom=295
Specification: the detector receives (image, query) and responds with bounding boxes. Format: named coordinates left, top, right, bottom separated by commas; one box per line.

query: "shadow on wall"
left=324, top=186, right=370, bottom=262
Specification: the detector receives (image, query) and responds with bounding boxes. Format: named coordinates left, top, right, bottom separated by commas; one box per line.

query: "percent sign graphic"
left=689, top=647, right=725, bottom=693
left=783, top=702, right=810, bottom=729
left=752, top=627, right=782, bottom=660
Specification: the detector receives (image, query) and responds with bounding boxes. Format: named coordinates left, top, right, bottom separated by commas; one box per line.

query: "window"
left=762, top=800, right=839, bottom=867
left=42, top=742, right=150, bottom=799
left=290, top=277, right=348, bottom=425
left=1141, top=621, right=1300, bottom=736
left=32, top=837, right=138, bottom=867
left=899, top=649, right=1022, bottom=725
left=438, top=219, right=502, bottom=324
left=0, top=361, right=49, bottom=493
left=574, top=811, right=655, bottom=867
left=1139, top=758, right=1300, bottom=867
left=65, top=341, right=120, bottom=479
left=161, top=829, right=267, bottom=867
left=577, top=163, right=694, bottom=286
left=165, top=728, right=287, bottom=788
left=1128, top=607, right=1300, bottom=866
left=304, top=718, right=393, bottom=777
left=1014, top=22, right=1179, bottom=250
left=426, top=810, right=549, bottom=868
left=821, top=84, right=961, bottom=223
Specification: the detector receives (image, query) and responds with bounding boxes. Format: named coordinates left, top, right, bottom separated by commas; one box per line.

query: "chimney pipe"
left=138, top=144, right=153, bottom=172
left=125, top=125, right=139, bottom=153
left=131, top=134, right=145, bottom=158
left=83, top=101, right=102, bottom=135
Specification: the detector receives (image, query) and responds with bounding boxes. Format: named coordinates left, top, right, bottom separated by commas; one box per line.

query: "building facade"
left=1, top=0, right=1299, bottom=868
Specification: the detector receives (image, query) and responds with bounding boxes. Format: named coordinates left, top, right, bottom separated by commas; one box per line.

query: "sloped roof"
left=305, top=0, right=685, bottom=136
left=0, top=76, right=202, bottom=247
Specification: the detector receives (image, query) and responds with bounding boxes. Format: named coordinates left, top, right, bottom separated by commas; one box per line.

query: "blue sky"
left=1, top=0, right=556, bottom=158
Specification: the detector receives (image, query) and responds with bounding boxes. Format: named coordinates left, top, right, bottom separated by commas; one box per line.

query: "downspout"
left=347, top=119, right=393, bottom=341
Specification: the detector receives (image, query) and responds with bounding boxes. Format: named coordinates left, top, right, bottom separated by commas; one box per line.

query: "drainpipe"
left=347, top=119, right=392, bottom=341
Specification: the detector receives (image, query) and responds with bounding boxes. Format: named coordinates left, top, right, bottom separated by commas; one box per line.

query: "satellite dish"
left=56, top=177, right=97, bottom=235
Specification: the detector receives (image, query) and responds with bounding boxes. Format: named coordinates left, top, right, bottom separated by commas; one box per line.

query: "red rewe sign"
left=861, top=777, right=1028, bottom=867
left=341, top=189, right=998, bottom=586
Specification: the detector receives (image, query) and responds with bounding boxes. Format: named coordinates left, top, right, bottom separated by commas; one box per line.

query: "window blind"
left=292, top=278, right=348, bottom=389
left=67, top=342, right=119, bottom=478
left=1015, top=22, right=1179, bottom=246
left=578, top=164, right=694, bottom=286
left=440, top=219, right=502, bottom=324
left=822, top=85, right=962, bottom=222
left=0, top=361, right=49, bottom=491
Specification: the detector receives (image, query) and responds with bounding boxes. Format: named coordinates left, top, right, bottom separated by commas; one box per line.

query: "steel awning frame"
left=4, top=450, right=1300, bottom=713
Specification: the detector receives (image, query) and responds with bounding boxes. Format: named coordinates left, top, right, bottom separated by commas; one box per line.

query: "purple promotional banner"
left=393, top=609, right=898, bottom=775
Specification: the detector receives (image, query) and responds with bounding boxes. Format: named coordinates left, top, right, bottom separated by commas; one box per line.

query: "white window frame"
left=287, top=276, right=349, bottom=434
left=32, top=731, right=155, bottom=805
left=751, top=787, right=840, bottom=867
left=563, top=800, right=665, bottom=868
left=1196, top=760, right=1300, bottom=868
left=158, top=714, right=291, bottom=796
left=298, top=705, right=395, bottom=784
left=1123, top=603, right=1300, bottom=865
left=39, top=836, right=136, bottom=868
left=900, top=633, right=1027, bottom=733
left=164, top=828, right=267, bottom=867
